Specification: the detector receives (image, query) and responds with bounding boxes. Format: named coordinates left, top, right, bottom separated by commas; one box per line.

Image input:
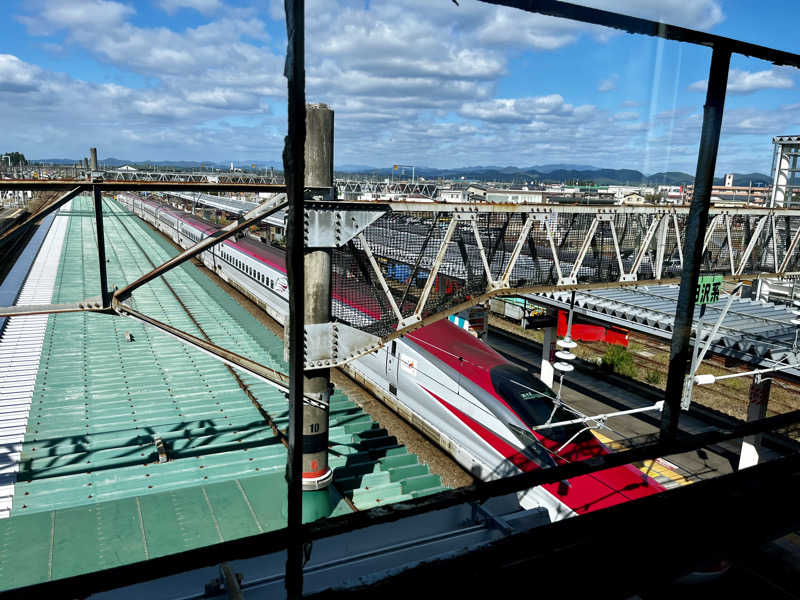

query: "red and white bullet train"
left=120, top=193, right=664, bottom=522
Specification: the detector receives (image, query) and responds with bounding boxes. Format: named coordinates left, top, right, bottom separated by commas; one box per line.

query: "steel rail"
left=0, top=299, right=107, bottom=317
left=114, top=195, right=287, bottom=302
left=8, top=409, right=800, bottom=599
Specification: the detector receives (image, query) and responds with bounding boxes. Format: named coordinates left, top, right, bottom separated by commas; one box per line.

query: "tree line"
left=2, top=152, right=27, bottom=167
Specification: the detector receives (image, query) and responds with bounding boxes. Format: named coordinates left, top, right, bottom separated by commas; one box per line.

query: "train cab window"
left=506, top=423, right=557, bottom=468
left=490, top=364, right=592, bottom=446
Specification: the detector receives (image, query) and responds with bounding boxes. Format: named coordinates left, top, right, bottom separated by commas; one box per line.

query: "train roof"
left=406, top=320, right=508, bottom=393
left=178, top=212, right=287, bottom=274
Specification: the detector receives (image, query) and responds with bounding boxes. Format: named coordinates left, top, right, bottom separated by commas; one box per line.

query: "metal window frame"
left=2, top=0, right=800, bottom=596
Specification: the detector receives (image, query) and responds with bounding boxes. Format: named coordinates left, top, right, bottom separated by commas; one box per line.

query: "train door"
left=385, top=341, right=399, bottom=395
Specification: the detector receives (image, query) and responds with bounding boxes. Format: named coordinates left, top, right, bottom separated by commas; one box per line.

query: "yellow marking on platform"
left=592, top=431, right=692, bottom=486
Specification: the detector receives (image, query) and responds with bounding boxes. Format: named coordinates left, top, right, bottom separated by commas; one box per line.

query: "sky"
left=0, top=0, right=799, bottom=175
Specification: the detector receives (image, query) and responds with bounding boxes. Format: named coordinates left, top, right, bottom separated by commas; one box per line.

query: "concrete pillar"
left=302, top=104, right=334, bottom=497
left=90, top=147, right=98, bottom=171
left=540, top=316, right=557, bottom=389
left=738, top=374, right=771, bottom=470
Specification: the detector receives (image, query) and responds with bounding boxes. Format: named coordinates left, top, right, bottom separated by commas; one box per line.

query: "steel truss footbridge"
left=310, top=200, right=800, bottom=354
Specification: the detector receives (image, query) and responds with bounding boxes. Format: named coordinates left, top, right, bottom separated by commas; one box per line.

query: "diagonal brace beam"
left=0, top=297, right=107, bottom=317
left=0, top=186, right=85, bottom=249
left=357, top=233, right=403, bottom=321
left=116, top=301, right=301, bottom=398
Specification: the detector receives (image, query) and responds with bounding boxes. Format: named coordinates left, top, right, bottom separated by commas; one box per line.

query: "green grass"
left=645, top=368, right=663, bottom=385
left=601, top=345, right=638, bottom=379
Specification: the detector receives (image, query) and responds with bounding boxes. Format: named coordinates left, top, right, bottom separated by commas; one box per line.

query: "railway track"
left=490, top=312, right=800, bottom=421
left=621, top=332, right=800, bottom=418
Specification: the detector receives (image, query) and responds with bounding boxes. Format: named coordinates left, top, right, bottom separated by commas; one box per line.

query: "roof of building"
left=534, top=284, right=800, bottom=373
left=0, top=195, right=447, bottom=590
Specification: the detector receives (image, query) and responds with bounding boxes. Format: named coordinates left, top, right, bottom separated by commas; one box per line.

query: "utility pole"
left=301, top=103, right=335, bottom=508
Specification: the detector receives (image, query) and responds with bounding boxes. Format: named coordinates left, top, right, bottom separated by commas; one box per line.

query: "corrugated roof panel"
left=0, top=207, right=71, bottom=518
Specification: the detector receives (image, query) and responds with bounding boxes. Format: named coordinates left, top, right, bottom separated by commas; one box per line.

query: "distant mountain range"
left=30, top=157, right=771, bottom=187
left=334, top=164, right=772, bottom=187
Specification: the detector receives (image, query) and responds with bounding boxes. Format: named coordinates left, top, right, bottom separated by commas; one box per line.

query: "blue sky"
left=1, top=0, right=798, bottom=174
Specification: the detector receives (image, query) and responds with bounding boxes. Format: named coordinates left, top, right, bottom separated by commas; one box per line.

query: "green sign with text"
left=695, top=274, right=723, bottom=305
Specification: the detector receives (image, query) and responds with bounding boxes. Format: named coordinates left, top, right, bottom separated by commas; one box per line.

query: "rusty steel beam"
left=662, top=47, right=731, bottom=441
left=114, top=195, right=287, bottom=302
left=0, top=298, right=107, bottom=318
left=480, top=0, right=800, bottom=68
left=116, top=302, right=295, bottom=395
left=328, top=269, right=791, bottom=367
left=0, top=186, right=83, bottom=247
left=284, top=0, right=307, bottom=596
left=0, top=180, right=284, bottom=193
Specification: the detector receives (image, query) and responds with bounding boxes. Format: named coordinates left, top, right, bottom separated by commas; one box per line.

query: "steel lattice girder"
left=326, top=204, right=800, bottom=355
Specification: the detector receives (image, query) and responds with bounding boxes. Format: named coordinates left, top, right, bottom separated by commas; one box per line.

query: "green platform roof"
left=0, top=196, right=446, bottom=591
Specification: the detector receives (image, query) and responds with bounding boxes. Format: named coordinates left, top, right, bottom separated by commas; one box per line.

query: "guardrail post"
left=661, top=46, right=731, bottom=441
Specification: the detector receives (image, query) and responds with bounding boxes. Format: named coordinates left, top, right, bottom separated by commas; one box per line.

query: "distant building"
left=658, top=185, right=685, bottom=203
left=684, top=183, right=770, bottom=205
left=466, top=184, right=488, bottom=200
left=484, top=188, right=544, bottom=203
left=622, top=192, right=646, bottom=204
left=439, top=189, right=469, bottom=203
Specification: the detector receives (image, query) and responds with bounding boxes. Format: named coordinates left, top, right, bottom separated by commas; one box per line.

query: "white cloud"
left=689, top=68, right=795, bottom=94
left=14, top=0, right=790, bottom=173
left=158, top=0, right=222, bottom=14
left=18, top=0, right=133, bottom=35
left=598, top=75, right=618, bottom=92
left=460, top=95, right=595, bottom=124
left=0, top=54, right=41, bottom=92
left=614, top=111, right=639, bottom=121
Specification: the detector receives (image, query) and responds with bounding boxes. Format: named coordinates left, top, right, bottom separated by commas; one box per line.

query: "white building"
left=439, top=189, right=469, bottom=203
left=485, top=188, right=544, bottom=203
